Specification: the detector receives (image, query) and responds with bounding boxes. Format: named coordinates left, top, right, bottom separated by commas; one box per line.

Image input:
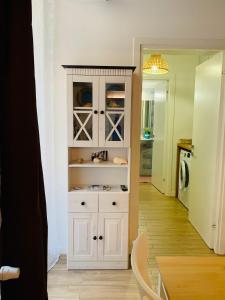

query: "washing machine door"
left=179, top=160, right=189, bottom=190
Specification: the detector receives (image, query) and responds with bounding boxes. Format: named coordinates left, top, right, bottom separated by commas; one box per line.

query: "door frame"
left=131, top=37, right=225, bottom=254
left=142, top=75, right=175, bottom=196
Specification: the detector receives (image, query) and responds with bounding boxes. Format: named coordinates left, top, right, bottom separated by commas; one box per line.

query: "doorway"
left=140, top=79, right=168, bottom=194
left=138, top=47, right=225, bottom=254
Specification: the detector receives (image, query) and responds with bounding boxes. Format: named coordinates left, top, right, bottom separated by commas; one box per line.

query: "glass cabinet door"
left=99, top=76, right=131, bottom=147
left=69, top=75, right=99, bottom=147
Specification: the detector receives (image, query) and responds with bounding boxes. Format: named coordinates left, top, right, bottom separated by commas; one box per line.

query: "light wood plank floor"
left=139, top=183, right=215, bottom=286
left=48, top=183, right=215, bottom=300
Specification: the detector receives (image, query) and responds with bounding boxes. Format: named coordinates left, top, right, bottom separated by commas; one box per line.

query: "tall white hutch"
left=63, top=65, right=135, bottom=269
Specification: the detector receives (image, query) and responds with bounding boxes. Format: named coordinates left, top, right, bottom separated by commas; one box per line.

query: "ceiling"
left=142, top=48, right=219, bottom=56
left=142, top=48, right=220, bottom=74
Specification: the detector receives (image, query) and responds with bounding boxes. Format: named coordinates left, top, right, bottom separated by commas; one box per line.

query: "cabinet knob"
left=99, top=236, right=103, bottom=240
left=81, top=201, right=85, bottom=206
left=94, top=110, right=98, bottom=114
left=93, top=236, right=97, bottom=240
left=100, top=110, right=104, bottom=115
left=112, top=202, right=117, bottom=206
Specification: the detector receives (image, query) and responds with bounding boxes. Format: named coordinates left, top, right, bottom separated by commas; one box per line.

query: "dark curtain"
left=0, top=1, right=48, bottom=299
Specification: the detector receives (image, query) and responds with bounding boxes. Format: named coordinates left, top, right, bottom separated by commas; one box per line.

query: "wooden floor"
left=48, top=259, right=139, bottom=300
left=48, top=183, right=215, bottom=300
left=139, top=183, right=215, bottom=286
left=139, top=176, right=151, bottom=183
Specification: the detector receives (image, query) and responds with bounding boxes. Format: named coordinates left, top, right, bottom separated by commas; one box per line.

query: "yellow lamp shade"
left=143, top=54, right=169, bottom=74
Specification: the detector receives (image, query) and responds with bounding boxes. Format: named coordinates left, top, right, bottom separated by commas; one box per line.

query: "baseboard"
left=165, top=190, right=176, bottom=197
left=67, top=260, right=128, bottom=269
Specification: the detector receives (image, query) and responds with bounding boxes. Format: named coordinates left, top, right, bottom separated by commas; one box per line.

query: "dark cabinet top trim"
left=62, top=65, right=136, bottom=71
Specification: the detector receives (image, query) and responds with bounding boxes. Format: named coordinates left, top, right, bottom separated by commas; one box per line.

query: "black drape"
left=0, top=1, right=48, bottom=299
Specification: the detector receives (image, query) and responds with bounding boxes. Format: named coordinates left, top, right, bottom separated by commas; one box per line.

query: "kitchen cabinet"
left=66, top=67, right=134, bottom=147
left=98, top=212, right=128, bottom=262
left=68, top=213, right=98, bottom=262
left=63, top=65, right=135, bottom=269
left=68, top=193, right=129, bottom=269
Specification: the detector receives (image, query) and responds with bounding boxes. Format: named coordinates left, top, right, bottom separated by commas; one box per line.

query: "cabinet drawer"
left=68, top=193, right=98, bottom=212
left=98, top=193, right=129, bottom=213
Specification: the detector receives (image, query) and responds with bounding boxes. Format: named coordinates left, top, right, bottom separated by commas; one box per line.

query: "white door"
left=68, top=213, right=98, bottom=261
left=98, top=213, right=128, bottom=261
left=188, top=52, right=224, bottom=248
left=151, top=80, right=168, bottom=193
left=68, top=75, right=99, bottom=147
left=99, top=76, right=131, bottom=147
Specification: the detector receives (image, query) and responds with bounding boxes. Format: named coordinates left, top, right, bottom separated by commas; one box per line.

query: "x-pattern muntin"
left=73, top=111, right=92, bottom=141
left=106, top=112, right=124, bottom=141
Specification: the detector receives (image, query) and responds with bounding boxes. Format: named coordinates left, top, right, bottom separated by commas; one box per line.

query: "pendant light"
left=143, top=54, right=169, bottom=74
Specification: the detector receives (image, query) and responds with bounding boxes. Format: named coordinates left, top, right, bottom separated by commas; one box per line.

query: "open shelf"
left=106, top=91, right=125, bottom=99
left=106, top=107, right=124, bottom=111
left=73, top=106, right=92, bottom=110
left=69, top=160, right=128, bottom=168
left=69, top=184, right=129, bottom=193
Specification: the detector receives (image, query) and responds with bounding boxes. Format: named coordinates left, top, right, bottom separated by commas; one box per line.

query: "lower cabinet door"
left=98, top=213, right=128, bottom=261
left=68, top=213, right=98, bottom=261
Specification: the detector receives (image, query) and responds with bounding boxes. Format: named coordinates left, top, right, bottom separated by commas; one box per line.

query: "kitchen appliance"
left=178, top=149, right=191, bottom=209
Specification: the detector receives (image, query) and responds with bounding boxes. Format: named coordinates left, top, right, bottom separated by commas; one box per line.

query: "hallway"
left=139, top=183, right=215, bottom=278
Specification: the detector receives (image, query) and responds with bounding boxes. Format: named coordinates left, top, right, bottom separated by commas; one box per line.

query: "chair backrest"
left=131, top=234, right=162, bottom=300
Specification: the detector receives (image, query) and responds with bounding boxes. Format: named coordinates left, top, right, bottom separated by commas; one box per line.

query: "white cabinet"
left=68, top=193, right=98, bottom=212
left=98, top=213, right=128, bottom=262
left=66, top=67, right=134, bottom=147
left=64, top=65, right=135, bottom=270
left=68, top=75, right=99, bottom=147
left=98, top=193, right=129, bottom=213
left=99, top=76, right=131, bottom=148
left=68, top=213, right=98, bottom=262
left=67, top=193, right=129, bottom=269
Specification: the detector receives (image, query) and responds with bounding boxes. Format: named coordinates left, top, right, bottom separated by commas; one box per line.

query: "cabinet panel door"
left=68, top=213, right=98, bottom=261
left=98, top=213, right=128, bottom=261
left=68, top=75, right=99, bottom=147
left=99, top=76, right=131, bottom=147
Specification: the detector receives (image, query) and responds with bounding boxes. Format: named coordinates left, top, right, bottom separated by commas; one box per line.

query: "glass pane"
left=73, top=112, right=92, bottom=141
left=106, top=83, right=125, bottom=110
left=85, top=115, right=93, bottom=140
left=73, top=82, right=93, bottom=108
left=105, top=113, right=124, bottom=142
left=141, top=100, right=154, bottom=139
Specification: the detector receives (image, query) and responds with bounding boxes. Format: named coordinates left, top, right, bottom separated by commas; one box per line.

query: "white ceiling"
left=142, top=48, right=218, bottom=56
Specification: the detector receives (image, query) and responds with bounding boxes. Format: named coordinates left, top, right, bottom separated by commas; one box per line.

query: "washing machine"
left=178, top=149, right=192, bottom=209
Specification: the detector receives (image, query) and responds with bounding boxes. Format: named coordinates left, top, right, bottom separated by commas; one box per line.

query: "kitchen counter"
left=177, top=143, right=192, bottom=151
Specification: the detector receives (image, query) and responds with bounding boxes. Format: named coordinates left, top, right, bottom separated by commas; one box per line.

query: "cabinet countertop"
left=68, top=161, right=128, bottom=168
left=177, top=143, right=192, bottom=151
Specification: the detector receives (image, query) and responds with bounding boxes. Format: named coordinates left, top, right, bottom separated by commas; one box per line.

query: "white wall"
left=167, top=55, right=199, bottom=195
left=53, top=0, right=225, bottom=252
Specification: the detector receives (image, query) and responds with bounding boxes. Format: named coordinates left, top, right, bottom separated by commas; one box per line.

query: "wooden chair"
left=131, top=234, right=162, bottom=300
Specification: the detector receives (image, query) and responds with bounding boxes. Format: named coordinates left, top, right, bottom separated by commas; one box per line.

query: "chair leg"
left=157, top=271, right=168, bottom=300
left=157, top=270, right=161, bottom=295
left=0, top=266, right=20, bottom=281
